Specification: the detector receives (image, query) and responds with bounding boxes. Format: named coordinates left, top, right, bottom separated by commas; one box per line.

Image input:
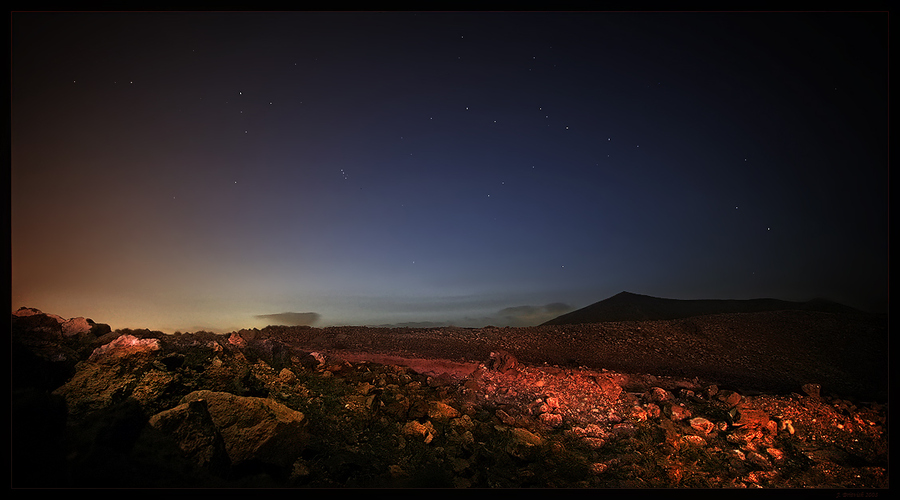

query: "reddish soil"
left=333, top=351, right=480, bottom=379
left=286, top=309, right=888, bottom=403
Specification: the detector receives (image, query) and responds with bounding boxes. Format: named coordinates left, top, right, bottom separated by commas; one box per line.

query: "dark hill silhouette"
left=541, top=291, right=861, bottom=325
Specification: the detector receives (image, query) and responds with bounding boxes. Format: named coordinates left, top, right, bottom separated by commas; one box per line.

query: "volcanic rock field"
left=11, top=297, right=889, bottom=489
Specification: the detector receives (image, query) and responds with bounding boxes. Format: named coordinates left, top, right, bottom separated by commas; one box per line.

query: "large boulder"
left=61, top=397, right=225, bottom=488
left=148, top=399, right=230, bottom=473
left=179, top=390, right=309, bottom=472
left=53, top=361, right=145, bottom=420
left=88, top=334, right=160, bottom=363
left=53, top=343, right=174, bottom=421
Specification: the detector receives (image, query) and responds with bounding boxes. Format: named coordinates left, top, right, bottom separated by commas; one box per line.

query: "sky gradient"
left=11, top=11, right=889, bottom=332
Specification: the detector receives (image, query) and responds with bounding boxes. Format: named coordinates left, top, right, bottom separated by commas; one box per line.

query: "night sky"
left=11, top=11, right=889, bottom=332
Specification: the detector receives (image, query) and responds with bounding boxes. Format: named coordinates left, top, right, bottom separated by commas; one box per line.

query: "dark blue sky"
left=11, top=11, right=889, bottom=331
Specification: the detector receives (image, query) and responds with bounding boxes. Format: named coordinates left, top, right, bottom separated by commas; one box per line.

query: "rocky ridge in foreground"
left=11, top=308, right=889, bottom=488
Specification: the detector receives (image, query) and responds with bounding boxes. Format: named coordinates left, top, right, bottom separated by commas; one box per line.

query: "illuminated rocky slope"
left=11, top=307, right=888, bottom=488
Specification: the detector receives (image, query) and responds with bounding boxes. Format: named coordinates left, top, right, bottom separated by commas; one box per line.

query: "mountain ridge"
left=541, top=291, right=862, bottom=326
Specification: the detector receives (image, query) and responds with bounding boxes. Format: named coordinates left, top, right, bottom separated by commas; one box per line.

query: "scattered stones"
left=572, top=423, right=608, bottom=438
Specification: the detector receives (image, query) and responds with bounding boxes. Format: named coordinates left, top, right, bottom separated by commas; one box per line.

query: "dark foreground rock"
left=11, top=308, right=889, bottom=489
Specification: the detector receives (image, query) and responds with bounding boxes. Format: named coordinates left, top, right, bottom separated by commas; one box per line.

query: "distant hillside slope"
left=541, top=291, right=861, bottom=325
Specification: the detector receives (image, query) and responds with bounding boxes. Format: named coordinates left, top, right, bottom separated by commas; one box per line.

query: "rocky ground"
left=11, top=307, right=889, bottom=489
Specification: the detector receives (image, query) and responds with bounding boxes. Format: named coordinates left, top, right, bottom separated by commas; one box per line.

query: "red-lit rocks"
left=539, top=412, right=563, bottom=427
left=665, top=402, right=692, bottom=421
left=427, top=400, right=461, bottom=421
left=689, top=417, right=715, bottom=435
left=717, top=390, right=743, bottom=407
left=88, top=334, right=160, bottom=362
left=488, top=350, right=519, bottom=374
left=733, top=406, right=771, bottom=430
left=681, top=434, right=706, bottom=447
left=60, top=317, right=92, bottom=336
left=402, top=420, right=437, bottom=444
left=646, top=386, right=673, bottom=403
